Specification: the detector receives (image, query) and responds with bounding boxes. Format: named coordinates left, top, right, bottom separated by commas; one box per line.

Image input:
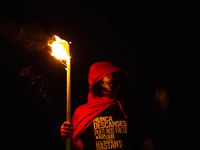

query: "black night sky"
left=0, top=1, right=199, bottom=150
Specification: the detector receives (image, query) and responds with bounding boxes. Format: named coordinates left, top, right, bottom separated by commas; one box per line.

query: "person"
left=60, top=61, right=154, bottom=150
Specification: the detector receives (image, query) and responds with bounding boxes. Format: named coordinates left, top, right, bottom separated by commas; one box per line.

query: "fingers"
left=60, top=121, right=73, bottom=130
left=60, top=128, right=73, bottom=134
left=60, top=125, right=72, bottom=130
left=61, top=131, right=72, bottom=137
left=61, top=121, right=72, bottom=127
left=60, top=121, right=73, bottom=142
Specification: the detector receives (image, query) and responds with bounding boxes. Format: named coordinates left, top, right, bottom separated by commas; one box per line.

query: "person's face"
left=100, top=72, right=122, bottom=92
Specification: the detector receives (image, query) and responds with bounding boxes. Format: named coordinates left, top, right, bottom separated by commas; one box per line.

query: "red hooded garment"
left=72, top=61, right=128, bottom=142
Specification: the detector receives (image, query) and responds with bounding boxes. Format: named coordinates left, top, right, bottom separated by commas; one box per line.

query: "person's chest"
left=82, top=104, right=130, bottom=150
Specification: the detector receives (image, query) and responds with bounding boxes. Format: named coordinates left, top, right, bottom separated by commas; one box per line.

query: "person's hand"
left=60, top=121, right=73, bottom=142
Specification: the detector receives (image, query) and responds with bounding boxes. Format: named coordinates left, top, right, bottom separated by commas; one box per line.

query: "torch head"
left=48, top=35, right=70, bottom=64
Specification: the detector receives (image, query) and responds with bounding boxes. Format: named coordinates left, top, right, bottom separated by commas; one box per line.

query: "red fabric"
left=88, top=61, right=124, bottom=90
left=72, top=61, right=128, bottom=142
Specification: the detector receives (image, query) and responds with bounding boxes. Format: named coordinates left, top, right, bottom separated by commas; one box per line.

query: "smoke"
left=0, top=17, right=51, bottom=53
left=0, top=17, right=62, bottom=118
left=19, top=65, right=61, bottom=117
left=19, top=66, right=47, bottom=95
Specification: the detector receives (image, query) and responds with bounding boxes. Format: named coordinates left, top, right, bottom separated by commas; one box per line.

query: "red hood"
left=88, top=61, right=125, bottom=90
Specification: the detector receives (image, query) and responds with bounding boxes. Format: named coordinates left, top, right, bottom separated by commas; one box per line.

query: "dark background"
left=0, top=0, right=199, bottom=150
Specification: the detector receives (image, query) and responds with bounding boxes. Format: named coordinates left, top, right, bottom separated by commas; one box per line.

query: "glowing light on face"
left=101, top=74, right=113, bottom=91
left=100, top=72, right=124, bottom=93
left=48, top=35, right=70, bottom=63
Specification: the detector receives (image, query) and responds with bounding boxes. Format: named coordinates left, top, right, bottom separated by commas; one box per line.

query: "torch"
left=48, top=35, right=71, bottom=150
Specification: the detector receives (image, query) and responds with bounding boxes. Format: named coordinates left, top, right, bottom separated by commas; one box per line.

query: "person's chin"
left=103, top=90, right=118, bottom=99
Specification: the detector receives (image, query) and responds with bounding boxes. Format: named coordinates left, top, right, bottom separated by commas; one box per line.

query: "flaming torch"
left=48, top=35, right=71, bottom=150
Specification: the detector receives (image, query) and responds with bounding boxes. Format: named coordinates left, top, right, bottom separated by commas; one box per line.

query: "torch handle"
left=66, top=56, right=71, bottom=122
left=65, top=138, right=70, bottom=150
left=66, top=43, right=71, bottom=150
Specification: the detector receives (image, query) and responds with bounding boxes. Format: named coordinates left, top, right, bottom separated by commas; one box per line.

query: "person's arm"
left=60, top=121, right=84, bottom=150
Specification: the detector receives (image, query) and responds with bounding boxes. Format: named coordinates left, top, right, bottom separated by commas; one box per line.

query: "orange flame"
left=48, top=35, right=70, bottom=62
